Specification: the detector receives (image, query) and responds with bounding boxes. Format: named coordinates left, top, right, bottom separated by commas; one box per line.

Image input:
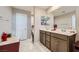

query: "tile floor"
left=19, top=39, right=50, bottom=52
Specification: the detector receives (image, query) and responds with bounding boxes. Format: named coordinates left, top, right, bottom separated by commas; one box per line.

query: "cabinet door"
left=46, top=35, right=50, bottom=49
left=42, top=34, right=46, bottom=45
left=51, top=37, right=58, bottom=52
left=46, top=35, right=50, bottom=42
left=40, top=32, right=43, bottom=43
left=57, top=39, right=68, bottom=52
left=40, top=33, right=45, bottom=45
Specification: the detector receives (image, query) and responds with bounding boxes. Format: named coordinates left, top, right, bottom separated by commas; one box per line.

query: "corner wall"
left=0, top=6, right=12, bottom=34
left=75, top=7, right=79, bottom=41
left=34, top=7, right=54, bottom=42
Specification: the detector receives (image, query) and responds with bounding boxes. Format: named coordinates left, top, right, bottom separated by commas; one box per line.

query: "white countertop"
left=40, top=28, right=77, bottom=36
left=0, top=37, right=19, bottom=46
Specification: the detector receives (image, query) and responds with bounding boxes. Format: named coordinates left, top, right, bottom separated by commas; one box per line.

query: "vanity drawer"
left=42, top=37, right=45, bottom=45
left=41, top=34, right=45, bottom=38
left=46, top=32, right=50, bottom=35
left=40, top=33, right=45, bottom=38
left=46, top=41, right=50, bottom=49
left=51, top=33, right=54, bottom=36
left=51, top=33, right=68, bottom=40
left=46, top=35, right=50, bottom=42
left=40, top=38, right=45, bottom=45
left=40, top=30, right=45, bottom=34
left=40, top=35, right=45, bottom=45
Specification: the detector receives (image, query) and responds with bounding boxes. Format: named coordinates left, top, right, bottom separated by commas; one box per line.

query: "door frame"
left=12, top=8, right=31, bottom=40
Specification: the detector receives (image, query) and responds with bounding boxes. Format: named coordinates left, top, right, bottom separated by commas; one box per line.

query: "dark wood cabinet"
left=0, top=42, right=20, bottom=52
left=57, top=39, right=67, bottom=52
left=51, top=33, right=68, bottom=52
left=40, top=30, right=45, bottom=45
left=46, top=35, right=51, bottom=49
left=40, top=30, right=76, bottom=52
left=51, top=37, right=58, bottom=52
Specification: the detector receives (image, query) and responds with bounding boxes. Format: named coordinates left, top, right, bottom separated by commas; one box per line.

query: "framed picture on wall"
left=41, top=16, right=50, bottom=25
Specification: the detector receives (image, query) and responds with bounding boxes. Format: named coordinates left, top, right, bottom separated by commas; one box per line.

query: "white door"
left=16, top=13, right=27, bottom=40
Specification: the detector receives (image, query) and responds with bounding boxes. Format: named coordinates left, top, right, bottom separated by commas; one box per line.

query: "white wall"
left=34, top=7, right=54, bottom=42
left=0, top=6, right=54, bottom=41
left=0, top=6, right=12, bottom=35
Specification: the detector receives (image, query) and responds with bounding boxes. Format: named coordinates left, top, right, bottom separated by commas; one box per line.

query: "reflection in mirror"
left=71, top=14, right=76, bottom=31
left=54, top=12, right=77, bottom=32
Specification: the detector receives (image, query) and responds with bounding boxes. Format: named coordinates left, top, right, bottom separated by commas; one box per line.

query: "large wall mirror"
left=54, top=11, right=77, bottom=31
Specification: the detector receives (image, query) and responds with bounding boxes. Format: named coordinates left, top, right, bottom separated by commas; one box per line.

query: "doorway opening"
left=12, top=8, right=31, bottom=41
left=16, top=12, right=27, bottom=40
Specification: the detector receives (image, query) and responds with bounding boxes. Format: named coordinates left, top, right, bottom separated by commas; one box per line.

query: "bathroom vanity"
left=0, top=37, right=20, bottom=52
left=40, top=29, right=76, bottom=52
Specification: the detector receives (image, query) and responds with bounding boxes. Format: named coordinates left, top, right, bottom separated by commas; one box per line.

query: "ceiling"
left=12, top=6, right=33, bottom=12
left=12, top=6, right=77, bottom=16
left=36, top=6, right=50, bottom=10
left=12, top=6, right=50, bottom=15
left=52, top=6, right=77, bottom=16
left=13, top=6, right=50, bottom=11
